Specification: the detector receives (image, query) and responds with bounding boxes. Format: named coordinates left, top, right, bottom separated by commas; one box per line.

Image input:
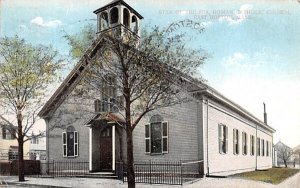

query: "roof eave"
left=202, top=87, right=276, bottom=133
left=93, top=0, right=143, bottom=19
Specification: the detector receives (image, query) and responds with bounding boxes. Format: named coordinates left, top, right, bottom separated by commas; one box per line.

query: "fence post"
left=149, top=160, right=152, bottom=184
left=180, top=161, right=183, bottom=185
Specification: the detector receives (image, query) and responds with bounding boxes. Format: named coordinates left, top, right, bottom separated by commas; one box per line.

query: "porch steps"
left=76, top=172, right=118, bottom=179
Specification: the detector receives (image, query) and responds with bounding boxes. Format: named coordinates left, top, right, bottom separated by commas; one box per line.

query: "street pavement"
left=0, top=172, right=299, bottom=188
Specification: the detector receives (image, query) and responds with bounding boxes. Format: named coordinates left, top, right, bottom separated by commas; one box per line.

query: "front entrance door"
left=99, top=126, right=112, bottom=170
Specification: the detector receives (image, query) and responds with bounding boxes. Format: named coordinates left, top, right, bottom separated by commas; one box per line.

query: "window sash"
left=74, top=131, right=78, bottom=156
left=262, top=139, right=265, bottom=156
left=62, top=132, right=67, bottom=157
left=145, top=121, right=168, bottom=154
left=63, top=131, right=78, bottom=157
left=233, top=129, right=239, bottom=155
left=242, top=132, right=247, bottom=155
left=218, top=124, right=227, bottom=154
left=266, top=141, right=269, bottom=156
left=145, top=124, right=150, bottom=153
left=162, top=121, right=168, bottom=154
left=257, top=138, right=260, bottom=156
left=250, top=135, right=255, bottom=156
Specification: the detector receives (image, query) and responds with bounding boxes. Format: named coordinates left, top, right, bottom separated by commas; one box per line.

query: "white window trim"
left=74, top=131, right=78, bottom=157
left=266, top=140, right=270, bottom=157
left=145, top=121, right=169, bottom=155
left=62, top=131, right=78, bottom=158
left=162, top=121, right=169, bottom=154
left=262, top=139, right=265, bottom=156
left=242, top=132, right=247, bottom=155
left=250, top=135, right=255, bottom=156
left=233, top=129, right=239, bottom=155
left=218, top=124, right=228, bottom=154
left=62, top=132, right=67, bottom=157
left=145, top=124, right=150, bottom=154
left=257, top=137, right=260, bottom=156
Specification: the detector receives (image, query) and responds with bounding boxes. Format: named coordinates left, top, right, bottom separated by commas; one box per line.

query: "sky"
left=1, top=0, right=300, bottom=147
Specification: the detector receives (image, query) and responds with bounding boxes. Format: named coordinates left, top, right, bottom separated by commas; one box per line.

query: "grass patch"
left=231, top=168, right=300, bottom=184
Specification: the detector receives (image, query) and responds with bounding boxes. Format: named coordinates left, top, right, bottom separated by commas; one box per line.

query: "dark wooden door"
left=99, top=126, right=112, bottom=170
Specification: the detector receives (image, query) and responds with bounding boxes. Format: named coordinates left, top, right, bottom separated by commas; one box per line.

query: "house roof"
left=38, top=34, right=275, bottom=134
left=93, top=0, right=143, bottom=19
left=275, top=141, right=292, bottom=150
left=84, top=112, right=125, bottom=125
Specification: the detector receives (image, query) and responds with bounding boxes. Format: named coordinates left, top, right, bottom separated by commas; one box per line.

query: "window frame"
left=233, top=129, right=239, bottom=155
left=266, top=140, right=269, bottom=157
left=257, top=137, right=260, bottom=156
left=242, top=132, right=247, bottom=155
left=218, top=124, right=228, bottom=154
left=62, top=130, right=78, bottom=158
left=250, top=135, right=255, bottom=156
left=262, top=139, right=265, bottom=156
left=145, top=118, right=169, bottom=155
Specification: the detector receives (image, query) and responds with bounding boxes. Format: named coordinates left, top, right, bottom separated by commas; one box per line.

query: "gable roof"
left=38, top=35, right=109, bottom=118
left=275, top=141, right=292, bottom=150
left=38, top=33, right=275, bottom=133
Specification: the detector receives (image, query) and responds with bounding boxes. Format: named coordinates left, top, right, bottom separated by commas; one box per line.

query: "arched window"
left=145, top=115, right=168, bottom=154
left=123, top=8, right=130, bottom=27
left=110, top=7, right=119, bottom=24
left=62, top=126, right=78, bottom=157
left=131, top=16, right=138, bottom=33
left=100, top=12, right=108, bottom=31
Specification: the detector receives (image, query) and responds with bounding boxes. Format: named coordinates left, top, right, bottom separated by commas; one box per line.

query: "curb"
left=5, top=181, right=70, bottom=188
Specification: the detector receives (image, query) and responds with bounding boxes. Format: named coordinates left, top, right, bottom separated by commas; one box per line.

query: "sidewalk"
left=0, top=176, right=180, bottom=188
left=1, top=173, right=299, bottom=188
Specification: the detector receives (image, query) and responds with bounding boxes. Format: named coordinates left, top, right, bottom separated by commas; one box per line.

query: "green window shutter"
left=74, top=131, right=78, bottom=156
left=62, top=132, right=67, bottom=157
left=145, top=124, right=150, bottom=153
left=162, top=121, right=168, bottom=154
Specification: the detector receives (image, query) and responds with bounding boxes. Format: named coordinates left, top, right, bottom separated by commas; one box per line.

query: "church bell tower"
left=93, top=0, right=143, bottom=39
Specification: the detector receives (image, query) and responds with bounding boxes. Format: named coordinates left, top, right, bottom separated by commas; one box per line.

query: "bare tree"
left=0, top=36, right=62, bottom=181
left=275, top=141, right=293, bottom=168
left=63, top=24, right=208, bottom=188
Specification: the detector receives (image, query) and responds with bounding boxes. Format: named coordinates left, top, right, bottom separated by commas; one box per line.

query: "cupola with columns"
left=93, top=0, right=143, bottom=38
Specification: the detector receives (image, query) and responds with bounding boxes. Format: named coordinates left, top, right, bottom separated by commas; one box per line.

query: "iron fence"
left=117, top=160, right=203, bottom=185
left=37, top=160, right=89, bottom=177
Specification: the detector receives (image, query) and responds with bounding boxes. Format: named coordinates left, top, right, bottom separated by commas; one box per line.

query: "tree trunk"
left=126, top=128, right=135, bottom=188
left=284, top=159, right=287, bottom=168
left=17, top=111, right=25, bottom=182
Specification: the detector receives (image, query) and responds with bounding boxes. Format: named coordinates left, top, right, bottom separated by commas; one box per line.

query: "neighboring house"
left=292, top=144, right=300, bottom=168
left=274, top=141, right=294, bottom=167
left=0, top=124, right=30, bottom=161
left=38, top=0, right=276, bottom=176
left=29, top=134, right=46, bottom=160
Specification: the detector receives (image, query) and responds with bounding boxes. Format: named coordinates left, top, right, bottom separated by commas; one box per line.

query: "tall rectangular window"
left=145, top=124, right=150, bottom=153
left=145, top=118, right=168, bottom=154
left=257, top=137, right=260, bottom=156
left=266, top=141, right=269, bottom=157
left=250, top=135, right=255, bottom=156
left=262, top=139, right=265, bottom=156
left=242, top=132, right=247, bottom=155
left=62, top=129, right=78, bottom=157
left=233, top=129, right=239, bottom=155
left=218, top=124, right=228, bottom=154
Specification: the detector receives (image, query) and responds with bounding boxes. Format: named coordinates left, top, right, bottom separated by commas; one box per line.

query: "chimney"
left=263, top=102, right=267, bottom=124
